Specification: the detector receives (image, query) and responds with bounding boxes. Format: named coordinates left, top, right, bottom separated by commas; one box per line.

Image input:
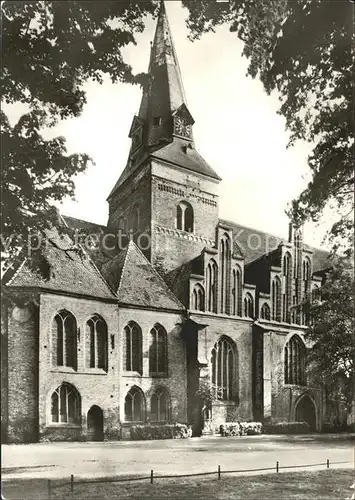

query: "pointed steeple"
left=138, top=0, right=193, bottom=147
left=108, top=1, right=220, bottom=199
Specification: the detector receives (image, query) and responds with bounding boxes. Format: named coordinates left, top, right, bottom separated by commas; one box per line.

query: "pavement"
left=1, top=434, right=354, bottom=481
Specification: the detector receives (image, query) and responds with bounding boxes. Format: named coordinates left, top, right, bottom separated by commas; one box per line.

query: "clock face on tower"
left=174, top=116, right=191, bottom=138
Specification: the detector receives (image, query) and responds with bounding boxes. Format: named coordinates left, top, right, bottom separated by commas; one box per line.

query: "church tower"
left=107, top=1, right=221, bottom=273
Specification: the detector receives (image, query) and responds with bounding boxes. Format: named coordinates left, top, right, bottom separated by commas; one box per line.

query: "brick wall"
left=6, top=302, right=39, bottom=443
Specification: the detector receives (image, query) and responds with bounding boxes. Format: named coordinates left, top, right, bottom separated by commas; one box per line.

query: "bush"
left=264, top=421, right=311, bottom=434
left=130, top=423, right=192, bottom=441
left=321, top=422, right=349, bottom=433
left=220, top=422, right=262, bottom=437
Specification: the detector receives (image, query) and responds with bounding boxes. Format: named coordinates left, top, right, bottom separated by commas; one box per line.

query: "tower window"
left=153, top=116, right=162, bottom=126
left=176, top=201, right=194, bottom=233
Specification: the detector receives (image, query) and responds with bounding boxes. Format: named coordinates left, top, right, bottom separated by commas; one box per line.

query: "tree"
left=182, top=0, right=354, bottom=247
left=1, top=0, right=158, bottom=266
left=304, top=255, right=354, bottom=409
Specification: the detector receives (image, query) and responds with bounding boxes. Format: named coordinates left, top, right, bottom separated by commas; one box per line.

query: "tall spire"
left=137, top=0, right=193, bottom=147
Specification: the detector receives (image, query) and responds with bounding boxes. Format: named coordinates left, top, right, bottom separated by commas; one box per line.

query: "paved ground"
left=2, top=434, right=354, bottom=481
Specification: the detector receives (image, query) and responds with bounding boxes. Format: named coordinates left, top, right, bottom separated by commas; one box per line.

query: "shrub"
left=264, top=421, right=311, bottom=434
left=130, top=423, right=192, bottom=441
left=321, top=422, right=349, bottom=433
left=220, top=422, right=262, bottom=437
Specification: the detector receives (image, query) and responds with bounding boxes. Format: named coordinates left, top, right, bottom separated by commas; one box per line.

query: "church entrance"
left=87, top=406, right=104, bottom=441
left=295, top=395, right=317, bottom=431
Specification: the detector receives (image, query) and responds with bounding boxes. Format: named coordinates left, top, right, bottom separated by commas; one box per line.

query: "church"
left=1, top=2, right=332, bottom=443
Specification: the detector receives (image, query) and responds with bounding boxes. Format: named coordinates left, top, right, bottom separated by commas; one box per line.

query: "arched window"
left=149, top=324, right=168, bottom=376
left=219, top=234, right=231, bottom=314
left=260, top=303, right=271, bottom=320
left=206, top=259, right=218, bottom=313
left=232, top=267, right=242, bottom=316
left=131, top=205, right=140, bottom=233
left=176, top=201, right=194, bottom=233
left=283, top=252, right=292, bottom=322
left=52, top=310, right=77, bottom=370
left=124, top=386, right=145, bottom=422
left=302, top=258, right=311, bottom=297
left=50, top=383, right=80, bottom=424
left=272, top=277, right=281, bottom=321
left=211, top=336, right=236, bottom=401
left=85, top=315, right=108, bottom=371
left=150, top=387, right=170, bottom=422
left=118, top=216, right=126, bottom=233
left=284, top=335, right=306, bottom=385
left=124, top=321, right=142, bottom=374
left=192, top=284, right=205, bottom=311
left=244, top=293, right=254, bottom=318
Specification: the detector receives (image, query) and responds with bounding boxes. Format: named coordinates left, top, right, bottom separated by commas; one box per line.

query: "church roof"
left=219, top=218, right=329, bottom=272
left=151, top=139, right=221, bottom=181
left=101, top=240, right=184, bottom=311
left=5, top=228, right=117, bottom=301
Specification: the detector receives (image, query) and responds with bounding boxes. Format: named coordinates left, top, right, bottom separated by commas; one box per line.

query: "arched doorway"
left=295, top=395, right=317, bottom=431
left=87, top=406, right=104, bottom=441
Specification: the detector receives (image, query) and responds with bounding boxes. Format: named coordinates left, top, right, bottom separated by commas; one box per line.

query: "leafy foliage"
left=130, top=423, right=192, bottom=440
left=1, top=0, right=158, bottom=265
left=183, top=0, right=354, bottom=245
left=305, top=255, right=354, bottom=408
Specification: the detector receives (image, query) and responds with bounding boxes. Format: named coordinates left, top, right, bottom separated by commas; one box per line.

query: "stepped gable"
left=5, top=227, right=116, bottom=301
left=220, top=218, right=329, bottom=272
left=101, top=240, right=184, bottom=311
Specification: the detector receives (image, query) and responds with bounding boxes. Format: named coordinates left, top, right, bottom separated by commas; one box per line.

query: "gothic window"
left=85, top=315, right=108, bottom=371
left=52, top=310, right=77, bottom=370
left=232, top=267, right=242, bottom=316
left=124, top=386, right=145, bottom=422
left=150, top=387, right=170, bottom=422
left=211, top=336, right=236, bottom=401
left=192, top=284, right=205, bottom=311
left=244, top=293, right=254, bottom=318
left=176, top=201, right=194, bottom=232
left=302, top=258, right=311, bottom=296
left=149, top=324, right=168, bottom=376
left=131, top=206, right=140, bottom=233
left=124, top=321, right=142, bottom=374
left=219, top=234, right=231, bottom=314
left=272, top=277, right=281, bottom=321
left=260, top=303, right=271, bottom=320
left=284, top=335, right=306, bottom=385
left=206, top=259, right=218, bottom=313
left=50, top=383, right=80, bottom=425
left=283, top=252, right=292, bottom=322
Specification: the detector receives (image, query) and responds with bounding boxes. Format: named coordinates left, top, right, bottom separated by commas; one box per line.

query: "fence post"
left=71, top=474, right=74, bottom=495
left=218, top=465, right=221, bottom=480
left=150, top=470, right=154, bottom=484
left=327, top=459, right=330, bottom=469
left=276, top=461, right=279, bottom=473
left=47, top=479, right=51, bottom=498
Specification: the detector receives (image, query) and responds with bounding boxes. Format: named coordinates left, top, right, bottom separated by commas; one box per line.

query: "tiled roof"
left=101, top=241, right=184, bottom=311
left=219, top=218, right=329, bottom=272
left=151, top=140, right=221, bottom=181
left=63, top=215, right=105, bottom=233
left=6, top=228, right=116, bottom=301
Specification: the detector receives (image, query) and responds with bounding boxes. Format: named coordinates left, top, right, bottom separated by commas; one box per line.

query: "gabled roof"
left=101, top=240, right=184, bottom=311
left=5, top=228, right=116, bottom=301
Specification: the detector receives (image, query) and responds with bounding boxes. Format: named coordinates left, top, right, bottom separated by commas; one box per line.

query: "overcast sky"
left=9, top=1, right=331, bottom=248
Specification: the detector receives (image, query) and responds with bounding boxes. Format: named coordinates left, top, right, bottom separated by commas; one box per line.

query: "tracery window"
left=244, top=292, right=254, bottom=318
left=150, top=387, right=170, bottom=422
left=211, top=336, right=236, bottom=401
left=272, top=277, right=281, bottom=321
left=85, top=315, right=108, bottom=371
left=176, top=201, right=194, bottom=232
left=52, top=310, right=77, bottom=370
left=192, top=284, right=205, bottom=311
left=206, top=259, right=218, bottom=313
left=124, top=321, right=142, bottom=374
left=149, top=324, right=168, bottom=376
left=50, top=383, right=80, bottom=425
left=124, top=387, right=145, bottom=422
left=232, top=267, right=242, bottom=316
left=284, top=335, right=306, bottom=385
left=260, top=303, right=271, bottom=320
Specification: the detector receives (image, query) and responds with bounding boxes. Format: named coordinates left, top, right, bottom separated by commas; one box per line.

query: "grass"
left=2, top=469, right=354, bottom=500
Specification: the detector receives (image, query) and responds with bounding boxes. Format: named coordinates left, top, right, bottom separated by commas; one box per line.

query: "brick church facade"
left=2, top=3, right=333, bottom=443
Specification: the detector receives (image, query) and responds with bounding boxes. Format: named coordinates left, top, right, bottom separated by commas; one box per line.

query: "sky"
left=7, top=1, right=331, bottom=248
